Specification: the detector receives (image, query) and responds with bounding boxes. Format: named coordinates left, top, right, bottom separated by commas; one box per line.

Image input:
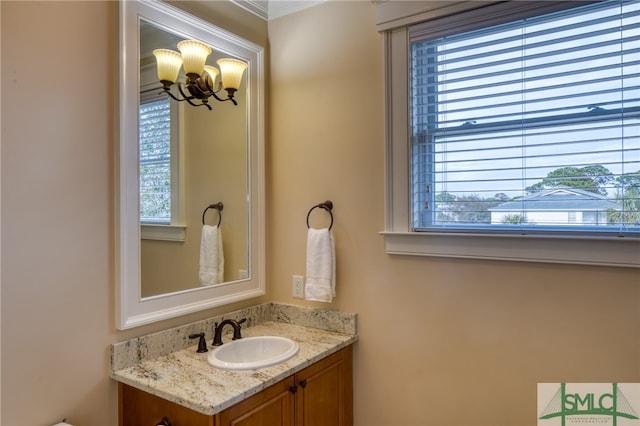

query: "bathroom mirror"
left=138, top=19, right=250, bottom=298
left=117, top=0, right=265, bottom=329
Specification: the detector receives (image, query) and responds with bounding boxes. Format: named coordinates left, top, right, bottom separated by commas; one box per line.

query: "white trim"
left=267, top=0, right=327, bottom=20
left=231, top=0, right=327, bottom=21
left=231, top=0, right=269, bottom=20
left=117, top=0, right=266, bottom=329
left=141, top=224, right=186, bottom=241
left=375, top=1, right=495, bottom=32
left=382, top=232, right=640, bottom=268
left=383, top=28, right=411, bottom=233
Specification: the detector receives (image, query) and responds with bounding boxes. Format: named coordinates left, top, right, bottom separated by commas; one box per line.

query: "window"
left=381, top=0, right=640, bottom=267
left=138, top=89, right=184, bottom=241
left=139, top=97, right=172, bottom=223
left=410, top=0, right=639, bottom=236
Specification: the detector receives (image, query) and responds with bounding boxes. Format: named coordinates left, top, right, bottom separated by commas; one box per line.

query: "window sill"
left=380, top=231, right=640, bottom=268
left=141, top=224, right=186, bottom=242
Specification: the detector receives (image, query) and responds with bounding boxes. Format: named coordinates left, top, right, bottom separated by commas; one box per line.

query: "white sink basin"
left=207, top=336, right=299, bottom=370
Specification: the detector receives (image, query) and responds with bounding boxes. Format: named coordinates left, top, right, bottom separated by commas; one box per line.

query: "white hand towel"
left=199, top=224, right=224, bottom=285
left=305, top=227, right=335, bottom=302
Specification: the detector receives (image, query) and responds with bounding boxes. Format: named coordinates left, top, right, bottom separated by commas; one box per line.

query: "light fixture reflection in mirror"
left=117, top=0, right=265, bottom=330
left=153, top=38, right=248, bottom=109
left=138, top=19, right=249, bottom=299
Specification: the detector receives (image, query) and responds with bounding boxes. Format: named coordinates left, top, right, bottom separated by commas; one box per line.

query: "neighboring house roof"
left=490, top=187, right=621, bottom=211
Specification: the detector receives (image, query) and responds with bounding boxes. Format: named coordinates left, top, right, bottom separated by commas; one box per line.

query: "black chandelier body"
left=159, top=73, right=238, bottom=111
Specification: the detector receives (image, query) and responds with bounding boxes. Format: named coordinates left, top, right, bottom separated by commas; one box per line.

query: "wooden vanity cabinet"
left=295, top=345, right=353, bottom=426
left=119, top=382, right=213, bottom=426
left=216, top=375, right=296, bottom=426
left=119, top=345, right=353, bottom=426
left=220, top=346, right=353, bottom=426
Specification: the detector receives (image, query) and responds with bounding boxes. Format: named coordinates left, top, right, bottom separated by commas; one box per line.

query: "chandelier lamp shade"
left=153, top=39, right=248, bottom=110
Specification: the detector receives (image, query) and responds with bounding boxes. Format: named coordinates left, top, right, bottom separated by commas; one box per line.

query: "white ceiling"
left=231, top=0, right=328, bottom=20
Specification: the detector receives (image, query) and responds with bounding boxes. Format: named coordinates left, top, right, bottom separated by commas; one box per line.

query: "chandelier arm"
left=185, top=97, right=212, bottom=110
left=209, top=91, right=227, bottom=102
left=187, top=83, right=206, bottom=100
left=176, top=84, right=212, bottom=110
left=177, top=84, right=197, bottom=101
left=208, top=91, right=238, bottom=106
left=161, top=89, right=183, bottom=102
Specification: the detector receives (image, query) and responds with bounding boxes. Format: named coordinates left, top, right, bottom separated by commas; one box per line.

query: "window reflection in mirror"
left=138, top=20, right=249, bottom=298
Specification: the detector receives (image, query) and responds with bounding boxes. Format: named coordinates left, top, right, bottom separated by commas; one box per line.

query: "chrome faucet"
left=212, top=318, right=247, bottom=346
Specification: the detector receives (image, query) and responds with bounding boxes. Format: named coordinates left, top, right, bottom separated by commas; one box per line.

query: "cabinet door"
left=119, top=383, right=214, bottom=426
left=217, top=376, right=296, bottom=426
left=296, top=346, right=353, bottom=426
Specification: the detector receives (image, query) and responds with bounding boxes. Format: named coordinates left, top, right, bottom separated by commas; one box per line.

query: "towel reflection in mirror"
left=200, top=224, right=224, bottom=285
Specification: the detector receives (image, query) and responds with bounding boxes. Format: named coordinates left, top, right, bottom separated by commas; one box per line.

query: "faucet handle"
left=233, top=318, right=247, bottom=340
left=189, top=333, right=208, bottom=353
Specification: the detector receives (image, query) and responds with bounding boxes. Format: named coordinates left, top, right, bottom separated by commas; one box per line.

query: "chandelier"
left=153, top=39, right=247, bottom=110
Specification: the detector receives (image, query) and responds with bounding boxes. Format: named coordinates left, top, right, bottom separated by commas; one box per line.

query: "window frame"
left=139, top=65, right=186, bottom=241
left=381, top=0, right=640, bottom=268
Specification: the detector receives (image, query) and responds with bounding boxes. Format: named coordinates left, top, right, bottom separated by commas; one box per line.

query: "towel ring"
left=306, top=200, right=334, bottom=231
left=202, top=202, right=224, bottom=226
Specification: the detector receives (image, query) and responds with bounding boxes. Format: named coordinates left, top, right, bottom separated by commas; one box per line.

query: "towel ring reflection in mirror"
left=306, top=200, right=333, bottom=231
left=202, top=202, right=224, bottom=226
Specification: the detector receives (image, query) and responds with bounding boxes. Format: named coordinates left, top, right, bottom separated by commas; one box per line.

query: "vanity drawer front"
left=217, top=376, right=296, bottom=426
left=119, top=383, right=214, bottom=426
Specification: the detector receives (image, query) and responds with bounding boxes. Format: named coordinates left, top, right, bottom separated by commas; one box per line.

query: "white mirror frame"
left=116, top=0, right=265, bottom=330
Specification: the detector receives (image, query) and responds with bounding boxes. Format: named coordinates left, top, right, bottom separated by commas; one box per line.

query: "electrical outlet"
left=292, top=275, right=304, bottom=298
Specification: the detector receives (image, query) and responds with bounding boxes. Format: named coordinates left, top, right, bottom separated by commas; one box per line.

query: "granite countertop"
left=110, top=303, right=358, bottom=416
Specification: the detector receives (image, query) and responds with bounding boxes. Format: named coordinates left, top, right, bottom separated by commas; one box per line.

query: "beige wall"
left=141, top=82, right=249, bottom=296
left=267, top=1, right=640, bottom=425
left=0, top=1, right=268, bottom=425
left=2, top=2, right=115, bottom=424
left=1, top=1, right=638, bottom=426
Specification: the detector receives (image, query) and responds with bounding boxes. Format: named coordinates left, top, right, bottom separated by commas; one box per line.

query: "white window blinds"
left=139, top=98, right=171, bottom=223
left=410, top=0, right=640, bottom=236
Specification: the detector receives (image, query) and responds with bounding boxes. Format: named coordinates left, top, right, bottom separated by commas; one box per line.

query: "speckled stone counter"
left=110, top=303, right=357, bottom=415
